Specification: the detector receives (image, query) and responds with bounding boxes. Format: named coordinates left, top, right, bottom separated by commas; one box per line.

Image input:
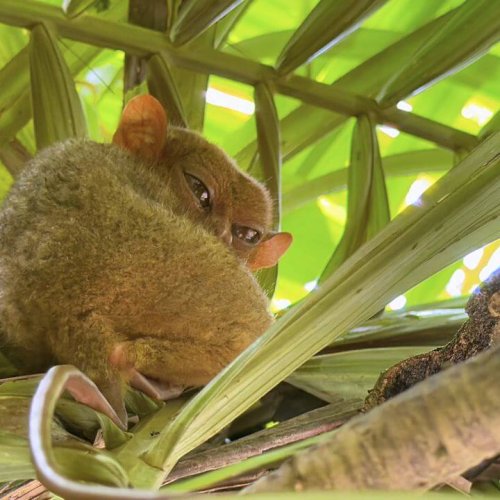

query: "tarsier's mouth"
left=129, top=369, right=185, bottom=401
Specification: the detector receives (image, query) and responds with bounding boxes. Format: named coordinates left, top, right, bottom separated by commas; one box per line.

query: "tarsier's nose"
left=212, top=211, right=233, bottom=246
left=218, top=224, right=233, bottom=246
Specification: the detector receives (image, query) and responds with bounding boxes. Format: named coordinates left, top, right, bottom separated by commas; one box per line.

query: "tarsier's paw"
left=129, top=369, right=186, bottom=401
left=109, top=341, right=186, bottom=402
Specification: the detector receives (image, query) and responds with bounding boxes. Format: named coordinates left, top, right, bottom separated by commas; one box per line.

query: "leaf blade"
left=378, top=0, right=500, bottom=106
left=277, top=0, right=388, bottom=75
left=170, top=0, right=244, bottom=46
left=147, top=54, right=189, bottom=128
left=29, top=24, right=87, bottom=149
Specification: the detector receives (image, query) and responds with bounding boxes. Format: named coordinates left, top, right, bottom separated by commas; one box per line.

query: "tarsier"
left=0, top=95, right=292, bottom=422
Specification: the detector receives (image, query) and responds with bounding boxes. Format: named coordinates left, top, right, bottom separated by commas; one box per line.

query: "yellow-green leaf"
left=170, top=0, right=244, bottom=46
left=29, top=24, right=87, bottom=149
left=320, top=115, right=389, bottom=282
left=254, top=82, right=281, bottom=226
left=283, top=149, right=453, bottom=215
left=277, top=0, right=388, bottom=75
left=378, top=0, right=500, bottom=106
left=288, top=347, right=431, bottom=403
left=147, top=54, right=189, bottom=128
left=254, top=83, right=282, bottom=297
left=62, top=0, right=99, bottom=19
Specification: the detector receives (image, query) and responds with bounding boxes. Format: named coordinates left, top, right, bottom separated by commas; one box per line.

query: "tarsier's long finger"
left=129, top=369, right=185, bottom=401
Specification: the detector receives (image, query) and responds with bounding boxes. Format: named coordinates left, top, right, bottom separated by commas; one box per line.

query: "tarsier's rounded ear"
left=112, top=94, right=168, bottom=161
left=248, top=232, right=293, bottom=271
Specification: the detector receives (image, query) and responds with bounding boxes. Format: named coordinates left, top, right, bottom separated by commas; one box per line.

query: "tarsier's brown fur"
left=0, top=96, right=291, bottom=422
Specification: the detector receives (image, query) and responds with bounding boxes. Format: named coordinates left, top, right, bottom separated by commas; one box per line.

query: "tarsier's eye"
left=184, top=173, right=210, bottom=210
left=233, top=225, right=261, bottom=245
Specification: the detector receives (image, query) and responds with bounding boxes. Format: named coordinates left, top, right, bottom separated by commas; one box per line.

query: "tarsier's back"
left=0, top=95, right=291, bottom=421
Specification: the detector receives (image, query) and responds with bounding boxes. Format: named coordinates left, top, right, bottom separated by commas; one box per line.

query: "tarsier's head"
left=113, top=95, right=292, bottom=270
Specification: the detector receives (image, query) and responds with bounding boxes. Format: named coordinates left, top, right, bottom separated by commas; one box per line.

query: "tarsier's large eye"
left=184, top=173, right=210, bottom=210
left=233, top=225, right=261, bottom=245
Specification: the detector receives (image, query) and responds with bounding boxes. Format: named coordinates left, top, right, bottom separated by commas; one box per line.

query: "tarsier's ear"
left=112, top=94, right=168, bottom=161
left=248, top=232, right=293, bottom=271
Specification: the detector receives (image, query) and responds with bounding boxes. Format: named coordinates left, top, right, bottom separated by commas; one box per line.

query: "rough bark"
left=364, top=269, right=500, bottom=410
